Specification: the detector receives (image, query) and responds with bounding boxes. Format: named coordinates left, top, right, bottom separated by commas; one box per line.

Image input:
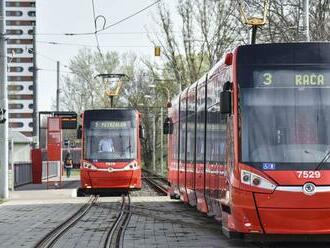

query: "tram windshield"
left=84, top=118, right=137, bottom=162
left=239, top=66, right=330, bottom=170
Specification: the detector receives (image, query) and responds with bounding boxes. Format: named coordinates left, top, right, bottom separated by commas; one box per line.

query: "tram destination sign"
left=91, top=121, right=129, bottom=129
left=53, top=112, right=77, bottom=129
left=253, top=69, right=330, bottom=88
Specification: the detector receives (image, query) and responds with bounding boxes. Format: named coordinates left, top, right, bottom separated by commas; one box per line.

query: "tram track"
left=34, top=195, right=99, bottom=248
left=142, top=169, right=168, bottom=196
left=104, top=194, right=131, bottom=248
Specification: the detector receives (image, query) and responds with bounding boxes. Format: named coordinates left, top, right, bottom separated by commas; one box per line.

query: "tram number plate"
left=297, top=171, right=321, bottom=179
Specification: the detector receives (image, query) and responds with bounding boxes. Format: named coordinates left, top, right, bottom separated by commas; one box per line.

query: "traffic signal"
left=0, top=108, right=6, bottom=124
left=154, top=46, right=161, bottom=57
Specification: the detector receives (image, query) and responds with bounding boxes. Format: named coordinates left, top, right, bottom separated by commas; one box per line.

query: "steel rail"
left=143, top=176, right=168, bottom=196
left=142, top=168, right=168, bottom=184
left=104, top=194, right=131, bottom=248
left=34, top=195, right=98, bottom=248
left=142, top=170, right=168, bottom=196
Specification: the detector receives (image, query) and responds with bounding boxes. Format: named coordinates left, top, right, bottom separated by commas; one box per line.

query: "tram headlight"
left=82, top=161, right=97, bottom=170
left=241, top=170, right=276, bottom=191
left=124, top=162, right=138, bottom=170
left=242, top=172, right=251, bottom=183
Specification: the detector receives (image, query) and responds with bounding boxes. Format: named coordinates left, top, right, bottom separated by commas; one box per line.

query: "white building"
left=9, top=130, right=32, bottom=163
left=6, top=0, right=36, bottom=138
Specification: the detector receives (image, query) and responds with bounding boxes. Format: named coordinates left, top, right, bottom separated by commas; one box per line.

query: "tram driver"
left=98, top=136, right=115, bottom=152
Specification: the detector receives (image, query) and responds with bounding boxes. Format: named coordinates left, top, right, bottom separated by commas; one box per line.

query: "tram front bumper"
left=257, top=208, right=330, bottom=234
left=255, top=190, right=330, bottom=234
left=229, top=187, right=330, bottom=235
left=81, top=169, right=141, bottom=189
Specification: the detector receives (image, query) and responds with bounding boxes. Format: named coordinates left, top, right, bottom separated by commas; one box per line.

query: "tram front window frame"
left=83, top=111, right=137, bottom=162
left=238, top=64, right=330, bottom=171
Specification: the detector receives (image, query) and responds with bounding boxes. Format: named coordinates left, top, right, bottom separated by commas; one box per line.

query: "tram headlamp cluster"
left=241, top=170, right=276, bottom=191
left=124, top=162, right=138, bottom=170
left=82, top=161, right=97, bottom=170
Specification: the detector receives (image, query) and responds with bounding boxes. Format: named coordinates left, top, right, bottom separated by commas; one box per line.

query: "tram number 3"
left=262, top=73, right=272, bottom=85
left=297, top=171, right=321, bottom=179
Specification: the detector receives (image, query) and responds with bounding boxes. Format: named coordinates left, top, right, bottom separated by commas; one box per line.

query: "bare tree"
left=310, top=0, right=330, bottom=41
left=246, top=0, right=330, bottom=43
left=61, top=49, right=162, bottom=167
left=60, top=49, right=120, bottom=113
left=153, top=0, right=240, bottom=89
left=196, top=0, right=241, bottom=65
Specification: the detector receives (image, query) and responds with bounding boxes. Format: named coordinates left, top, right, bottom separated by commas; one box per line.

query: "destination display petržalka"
left=253, top=69, right=330, bottom=88
left=91, top=121, right=129, bottom=129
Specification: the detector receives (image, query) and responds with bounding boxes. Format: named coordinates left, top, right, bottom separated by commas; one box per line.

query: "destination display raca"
left=253, top=69, right=329, bottom=88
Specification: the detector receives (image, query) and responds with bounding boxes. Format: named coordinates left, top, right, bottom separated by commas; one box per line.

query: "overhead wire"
left=91, top=0, right=104, bottom=58
left=34, top=0, right=162, bottom=76
left=38, top=68, right=74, bottom=74
left=35, top=31, right=181, bottom=36
left=25, top=48, right=71, bottom=73
left=36, top=40, right=152, bottom=48
left=34, top=0, right=162, bottom=37
left=99, top=0, right=161, bottom=33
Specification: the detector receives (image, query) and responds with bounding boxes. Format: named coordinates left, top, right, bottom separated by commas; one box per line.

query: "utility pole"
left=56, top=61, right=60, bottom=111
left=303, top=0, right=310, bottom=42
left=10, top=138, right=14, bottom=191
left=160, top=107, right=164, bottom=175
left=0, top=0, right=9, bottom=199
left=32, top=26, right=38, bottom=147
left=152, top=114, right=156, bottom=172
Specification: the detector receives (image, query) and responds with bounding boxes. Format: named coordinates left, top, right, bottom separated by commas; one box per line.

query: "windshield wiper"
left=128, top=136, right=132, bottom=157
left=315, top=150, right=330, bottom=170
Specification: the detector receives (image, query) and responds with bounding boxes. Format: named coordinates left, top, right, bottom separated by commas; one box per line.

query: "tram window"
left=77, top=125, right=82, bottom=139
left=139, top=125, right=145, bottom=139
left=179, top=120, right=186, bottom=160
left=86, top=126, right=137, bottom=161
left=173, top=122, right=179, bottom=159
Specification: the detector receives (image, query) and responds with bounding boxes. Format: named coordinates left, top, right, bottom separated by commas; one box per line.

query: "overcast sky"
left=36, top=0, right=177, bottom=111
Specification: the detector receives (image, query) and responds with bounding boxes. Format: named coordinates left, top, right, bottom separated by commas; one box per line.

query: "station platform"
left=8, top=175, right=81, bottom=202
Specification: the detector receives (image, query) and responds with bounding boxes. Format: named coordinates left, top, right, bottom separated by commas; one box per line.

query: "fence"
left=42, top=161, right=61, bottom=179
left=10, top=161, right=61, bottom=189
left=13, top=163, right=32, bottom=188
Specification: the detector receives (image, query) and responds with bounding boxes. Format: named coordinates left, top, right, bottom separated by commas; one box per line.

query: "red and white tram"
left=79, top=109, right=142, bottom=194
left=166, top=42, right=330, bottom=236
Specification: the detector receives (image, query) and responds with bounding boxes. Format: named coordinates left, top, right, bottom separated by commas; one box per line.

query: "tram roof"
left=84, top=108, right=138, bottom=113
left=170, top=42, right=330, bottom=103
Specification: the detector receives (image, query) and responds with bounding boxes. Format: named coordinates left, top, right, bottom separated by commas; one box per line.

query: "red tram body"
left=167, top=42, right=330, bottom=236
left=79, top=109, right=142, bottom=193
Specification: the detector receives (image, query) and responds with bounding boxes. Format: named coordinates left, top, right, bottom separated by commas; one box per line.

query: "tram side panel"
left=168, top=97, right=180, bottom=198
left=179, top=89, right=189, bottom=203
left=186, top=84, right=197, bottom=206
left=205, top=75, right=221, bottom=217
left=195, top=79, right=208, bottom=213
